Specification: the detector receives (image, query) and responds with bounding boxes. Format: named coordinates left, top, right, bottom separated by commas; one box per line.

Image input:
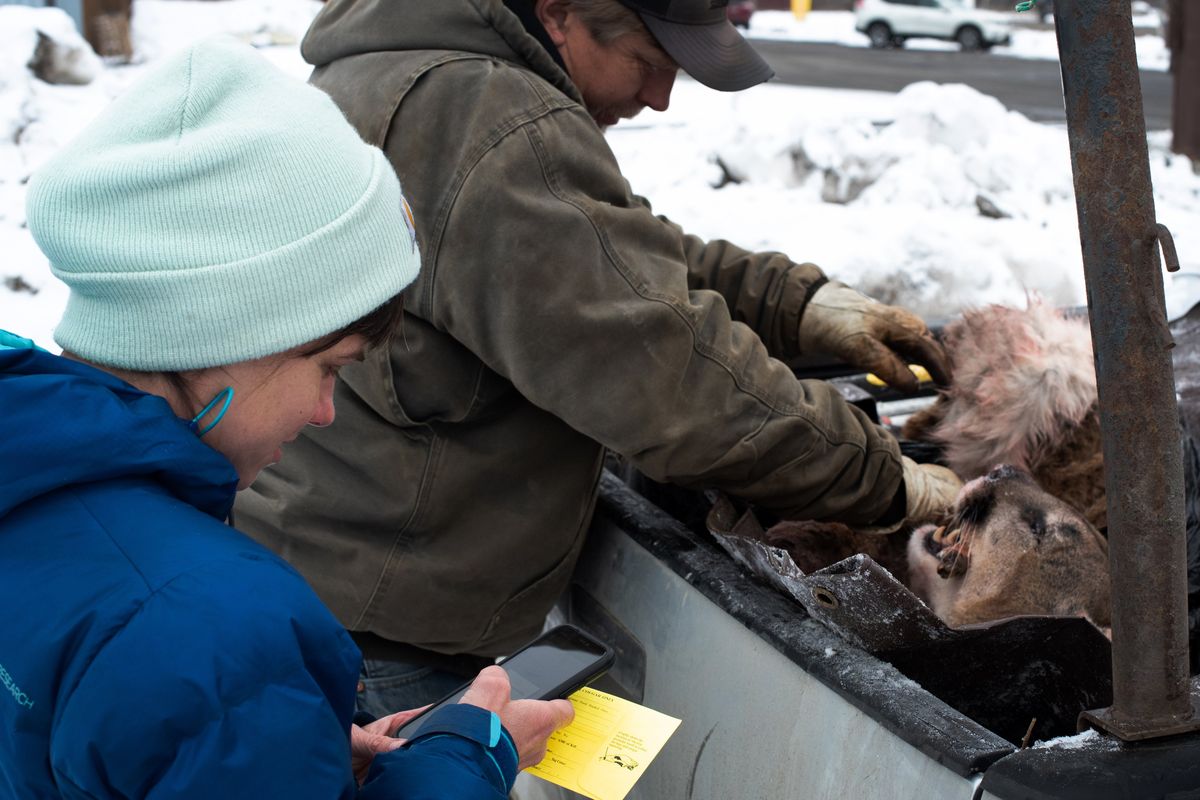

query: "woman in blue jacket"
left=0, top=37, right=572, bottom=799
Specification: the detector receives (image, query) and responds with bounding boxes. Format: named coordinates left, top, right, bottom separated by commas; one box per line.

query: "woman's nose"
left=308, top=379, right=337, bottom=428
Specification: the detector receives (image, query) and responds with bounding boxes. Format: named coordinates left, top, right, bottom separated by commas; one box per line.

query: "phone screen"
left=391, top=625, right=611, bottom=740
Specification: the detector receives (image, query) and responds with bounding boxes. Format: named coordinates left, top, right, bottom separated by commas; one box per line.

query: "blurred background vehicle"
left=854, top=0, right=1013, bottom=51
left=727, top=0, right=756, bottom=28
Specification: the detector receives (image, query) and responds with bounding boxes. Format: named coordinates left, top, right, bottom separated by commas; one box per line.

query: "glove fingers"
left=885, top=330, right=953, bottom=388
left=854, top=336, right=920, bottom=393
left=866, top=309, right=951, bottom=387
left=857, top=306, right=953, bottom=388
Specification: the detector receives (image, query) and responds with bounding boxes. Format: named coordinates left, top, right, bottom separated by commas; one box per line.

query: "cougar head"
left=907, top=465, right=1111, bottom=630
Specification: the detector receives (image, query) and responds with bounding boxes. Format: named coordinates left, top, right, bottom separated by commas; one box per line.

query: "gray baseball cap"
left=617, top=0, right=774, bottom=91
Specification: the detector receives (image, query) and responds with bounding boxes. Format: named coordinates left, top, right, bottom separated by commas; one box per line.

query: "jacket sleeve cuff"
left=404, top=704, right=519, bottom=790
left=779, top=266, right=829, bottom=357
left=872, top=478, right=908, bottom=528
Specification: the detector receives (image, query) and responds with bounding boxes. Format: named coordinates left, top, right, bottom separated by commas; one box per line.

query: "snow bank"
left=2, top=1, right=1198, bottom=350
left=1, top=0, right=323, bottom=349
left=128, top=0, right=322, bottom=67
left=607, top=79, right=1200, bottom=322
left=0, top=6, right=100, bottom=142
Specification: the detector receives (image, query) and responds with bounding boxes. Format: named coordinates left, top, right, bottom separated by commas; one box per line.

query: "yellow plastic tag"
left=526, top=687, right=682, bottom=800
left=865, top=363, right=932, bottom=387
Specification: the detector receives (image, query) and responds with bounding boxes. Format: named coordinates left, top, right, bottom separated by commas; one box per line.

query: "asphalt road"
left=749, top=39, right=1173, bottom=130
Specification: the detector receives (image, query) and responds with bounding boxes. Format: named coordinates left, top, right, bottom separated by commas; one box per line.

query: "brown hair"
left=298, top=292, right=405, bottom=356
left=160, top=292, right=406, bottom=413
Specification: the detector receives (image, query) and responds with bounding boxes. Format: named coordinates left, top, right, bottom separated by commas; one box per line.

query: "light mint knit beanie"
left=26, top=36, right=420, bottom=371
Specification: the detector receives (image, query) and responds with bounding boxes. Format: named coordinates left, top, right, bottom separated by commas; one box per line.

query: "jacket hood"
left=0, top=345, right=238, bottom=520
left=301, top=0, right=581, bottom=105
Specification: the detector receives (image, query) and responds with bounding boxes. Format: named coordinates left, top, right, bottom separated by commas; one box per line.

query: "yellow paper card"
left=526, top=687, right=681, bottom=800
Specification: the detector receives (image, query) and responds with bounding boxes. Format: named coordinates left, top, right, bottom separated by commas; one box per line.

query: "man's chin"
left=592, top=108, right=643, bottom=129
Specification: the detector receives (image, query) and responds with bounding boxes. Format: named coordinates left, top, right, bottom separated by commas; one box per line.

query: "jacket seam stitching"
left=521, top=116, right=873, bottom=454
left=353, top=433, right=445, bottom=629
left=420, top=72, right=574, bottom=315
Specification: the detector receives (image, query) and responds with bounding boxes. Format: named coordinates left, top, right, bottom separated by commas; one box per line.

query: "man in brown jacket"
left=235, top=0, right=961, bottom=715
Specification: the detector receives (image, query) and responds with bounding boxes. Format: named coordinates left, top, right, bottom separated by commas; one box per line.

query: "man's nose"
left=639, top=69, right=676, bottom=113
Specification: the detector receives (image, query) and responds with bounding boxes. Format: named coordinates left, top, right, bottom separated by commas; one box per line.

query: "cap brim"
left=639, top=14, right=774, bottom=92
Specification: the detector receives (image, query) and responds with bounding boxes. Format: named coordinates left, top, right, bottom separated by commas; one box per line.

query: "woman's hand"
left=349, top=705, right=430, bottom=784
left=459, top=665, right=575, bottom=769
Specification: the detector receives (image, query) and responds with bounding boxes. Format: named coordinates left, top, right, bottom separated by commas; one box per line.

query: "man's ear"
left=534, top=0, right=572, bottom=46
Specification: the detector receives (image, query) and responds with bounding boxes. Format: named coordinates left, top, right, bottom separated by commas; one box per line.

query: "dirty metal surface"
left=1055, top=0, right=1194, bottom=737
left=978, top=723, right=1200, bottom=800
left=593, top=471, right=1016, bottom=775
left=707, top=493, right=1111, bottom=744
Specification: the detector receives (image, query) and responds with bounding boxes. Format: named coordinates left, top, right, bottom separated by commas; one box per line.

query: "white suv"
left=854, top=0, right=1013, bottom=51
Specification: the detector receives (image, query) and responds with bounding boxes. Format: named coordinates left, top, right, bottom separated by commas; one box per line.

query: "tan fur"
left=903, top=300, right=1107, bottom=529
left=771, top=303, right=1112, bottom=630
left=906, top=466, right=1111, bottom=628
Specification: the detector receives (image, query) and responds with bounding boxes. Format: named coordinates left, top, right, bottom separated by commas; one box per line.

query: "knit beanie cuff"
left=52, top=151, right=411, bottom=371
left=28, top=37, right=421, bottom=372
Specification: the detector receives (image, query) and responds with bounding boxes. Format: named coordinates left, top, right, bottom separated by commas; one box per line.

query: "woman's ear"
left=534, top=0, right=572, bottom=46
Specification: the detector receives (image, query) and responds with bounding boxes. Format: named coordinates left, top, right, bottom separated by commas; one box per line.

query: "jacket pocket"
left=343, top=313, right=514, bottom=427
left=473, top=523, right=592, bottom=654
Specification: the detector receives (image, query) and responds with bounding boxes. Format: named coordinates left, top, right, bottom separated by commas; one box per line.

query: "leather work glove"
left=852, top=456, right=963, bottom=536
left=799, top=281, right=951, bottom=393
left=901, top=456, right=963, bottom=526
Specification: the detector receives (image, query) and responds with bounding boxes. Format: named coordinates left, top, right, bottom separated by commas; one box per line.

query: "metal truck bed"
left=567, top=468, right=1200, bottom=799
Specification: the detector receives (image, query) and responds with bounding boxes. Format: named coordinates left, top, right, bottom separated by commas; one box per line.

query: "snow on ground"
left=1031, top=727, right=1118, bottom=750
left=747, top=10, right=1171, bottom=72
left=0, top=1, right=320, bottom=349
left=606, top=78, right=1200, bottom=322
left=2, top=0, right=1198, bottom=353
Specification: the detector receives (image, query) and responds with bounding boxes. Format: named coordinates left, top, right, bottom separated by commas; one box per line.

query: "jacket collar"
left=301, top=0, right=584, bottom=106
left=500, top=0, right=568, bottom=74
left=0, top=346, right=238, bottom=520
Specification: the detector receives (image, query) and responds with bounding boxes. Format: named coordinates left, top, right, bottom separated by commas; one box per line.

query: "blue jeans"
left=355, top=657, right=476, bottom=719
left=356, top=656, right=584, bottom=799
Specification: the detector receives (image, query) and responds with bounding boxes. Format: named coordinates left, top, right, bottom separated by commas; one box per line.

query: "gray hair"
left=562, top=0, right=648, bottom=44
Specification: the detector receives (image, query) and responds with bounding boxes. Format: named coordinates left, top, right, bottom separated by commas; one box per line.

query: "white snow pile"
left=127, top=0, right=323, bottom=64
left=609, top=79, right=1200, bottom=322
left=0, top=6, right=100, bottom=142
left=2, top=0, right=1199, bottom=350
left=0, top=0, right=322, bottom=349
left=723, top=82, right=1072, bottom=218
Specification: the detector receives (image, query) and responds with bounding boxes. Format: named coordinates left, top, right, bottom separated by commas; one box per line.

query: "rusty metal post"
left=1054, top=0, right=1200, bottom=740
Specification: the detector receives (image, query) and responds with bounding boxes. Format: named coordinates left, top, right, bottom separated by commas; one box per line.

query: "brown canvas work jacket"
left=234, top=0, right=904, bottom=657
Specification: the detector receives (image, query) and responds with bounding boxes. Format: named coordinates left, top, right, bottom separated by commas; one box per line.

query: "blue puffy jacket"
left=0, top=340, right=518, bottom=799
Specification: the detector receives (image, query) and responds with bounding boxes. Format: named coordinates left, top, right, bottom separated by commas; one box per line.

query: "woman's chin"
left=234, top=451, right=280, bottom=491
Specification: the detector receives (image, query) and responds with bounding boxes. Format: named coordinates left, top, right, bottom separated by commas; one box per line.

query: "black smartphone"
left=391, top=624, right=614, bottom=740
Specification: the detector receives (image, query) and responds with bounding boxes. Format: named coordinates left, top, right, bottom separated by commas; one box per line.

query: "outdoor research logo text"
left=0, top=662, right=34, bottom=710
